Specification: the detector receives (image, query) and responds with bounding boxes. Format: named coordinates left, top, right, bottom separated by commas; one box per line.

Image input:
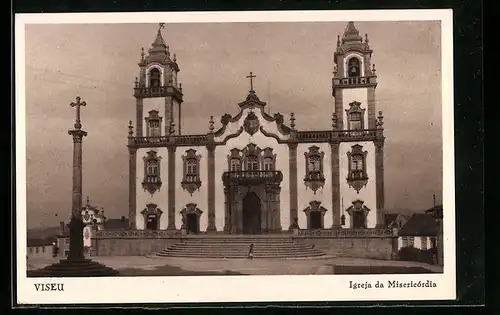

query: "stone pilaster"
left=136, top=98, right=143, bottom=137
left=167, top=146, right=177, bottom=230
left=223, top=186, right=230, bottom=233
left=367, top=87, right=376, bottom=129
left=287, top=143, right=298, bottom=230
left=330, top=142, right=341, bottom=228
left=164, top=95, right=173, bottom=134
left=375, top=140, right=385, bottom=228
left=128, top=148, right=137, bottom=229
left=334, top=89, right=344, bottom=129
left=206, top=144, right=217, bottom=232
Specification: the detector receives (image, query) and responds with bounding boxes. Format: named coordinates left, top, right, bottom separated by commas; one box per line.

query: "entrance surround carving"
left=303, top=200, right=328, bottom=229
left=180, top=203, right=202, bottom=233
left=140, top=203, right=163, bottom=230
left=345, top=199, right=370, bottom=229
left=222, top=172, right=283, bottom=234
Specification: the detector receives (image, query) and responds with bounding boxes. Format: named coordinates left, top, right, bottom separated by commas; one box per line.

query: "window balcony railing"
left=143, top=175, right=161, bottom=184
left=222, top=170, right=283, bottom=185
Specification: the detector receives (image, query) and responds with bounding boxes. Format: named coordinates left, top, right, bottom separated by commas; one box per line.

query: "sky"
left=23, top=21, right=443, bottom=229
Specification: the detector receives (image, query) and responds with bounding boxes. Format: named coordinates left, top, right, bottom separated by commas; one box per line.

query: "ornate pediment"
left=303, top=200, right=328, bottom=214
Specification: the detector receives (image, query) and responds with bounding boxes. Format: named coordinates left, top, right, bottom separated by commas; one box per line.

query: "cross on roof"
left=246, top=72, right=256, bottom=91
left=70, top=96, right=86, bottom=129
left=158, top=23, right=165, bottom=31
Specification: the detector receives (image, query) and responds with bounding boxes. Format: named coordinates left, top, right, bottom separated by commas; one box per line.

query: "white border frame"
left=15, top=10, right=455, bottom=304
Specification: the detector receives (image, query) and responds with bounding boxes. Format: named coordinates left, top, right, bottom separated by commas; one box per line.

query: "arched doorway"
left=242, top=192, right=261, bottom=234
left=146, top=214, right=158, bottom=230
left=352, top=211, right=366, bottom=229
left=309, top=212, right=322, bottom=229
left=186, top=213, right=199, bottom=234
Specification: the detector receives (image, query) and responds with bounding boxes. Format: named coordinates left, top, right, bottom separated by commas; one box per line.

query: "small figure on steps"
left=247, top=243, right=254, bottom=259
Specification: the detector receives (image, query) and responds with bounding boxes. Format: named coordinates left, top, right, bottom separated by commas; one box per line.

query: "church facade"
left=126, top=22, right=386, bottom=234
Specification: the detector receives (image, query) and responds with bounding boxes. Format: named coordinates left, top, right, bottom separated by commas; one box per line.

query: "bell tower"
left=134, top=23, right=184, bottom=137
left=332, top=21, right=378, bottom=130
left=331, top=21, right=386, bottom=229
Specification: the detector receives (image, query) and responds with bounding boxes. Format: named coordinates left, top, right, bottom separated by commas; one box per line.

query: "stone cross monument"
left=67, top=96, right=88, bottom=261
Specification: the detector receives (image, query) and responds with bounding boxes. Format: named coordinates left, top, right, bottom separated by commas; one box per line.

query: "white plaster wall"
left=175, top=146, right=209, bottom=230
left=143, top=98, right=166, bottom=136
left=397, top=236, right=433, bottom=250
left=296, top=143, right=333, bottom=229
left=342, top=88, right=369, bottom=128
left=343, top=53, right=365, bottom=77
left=214, top=107, right=290, bottom=143
left=339, top=141, right=377, bottom=228
left=214, top=129, right=290, bottom=231
left=135, top=147, right=169, bottom=229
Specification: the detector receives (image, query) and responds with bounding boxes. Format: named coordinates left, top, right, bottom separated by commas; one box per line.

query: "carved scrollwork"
left=181, top=149, right=202, bottom=196
left=142, top=150, right=162, bottom=195
left=346, top=144, right=368, bottom=193
left=243, top=111, right=260, bottom=136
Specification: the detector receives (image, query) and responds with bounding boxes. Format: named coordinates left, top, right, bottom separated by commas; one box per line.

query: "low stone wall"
left=81, top=228, right=398, bottom=258
left=293, top=229, right=397, bottom=260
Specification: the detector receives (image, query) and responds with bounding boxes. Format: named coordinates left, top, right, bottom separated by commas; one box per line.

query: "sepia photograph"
left=16, top=10, right=455, bottom=304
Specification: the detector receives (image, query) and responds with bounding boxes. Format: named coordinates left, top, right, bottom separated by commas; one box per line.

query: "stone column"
left=288, top=143, right=298, bottom=230
left=330, top=142, right=342, bottom=228
left=67, top=97, right=88, bottom=261
left=334, top=90, right=344, bottom=130
left=206, top=145, right=217, bottom=232
left=167, top=146, right=177, bottom=230
left=136, top=98, right=143, bottom=137
left=375, top=140, right=385, bottom=228
left=165, top=95, right=173, bottom=135
left=275, top=187, right=282, bottom=231
left=128, top=148, right=137, bottom=229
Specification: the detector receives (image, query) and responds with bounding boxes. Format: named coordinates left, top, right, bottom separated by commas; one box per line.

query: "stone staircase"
left=156, top=236, right=325, bottom=259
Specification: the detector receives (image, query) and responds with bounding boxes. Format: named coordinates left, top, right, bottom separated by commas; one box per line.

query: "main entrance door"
left=146, top=214, right=158, bottom=230
left=352, top=211, right=365, bottom=229
left=242, top=192, right=261, bottom=234
left=186, top=213, right=199, bottom=234
left=310, top=212, right=322, bottom=229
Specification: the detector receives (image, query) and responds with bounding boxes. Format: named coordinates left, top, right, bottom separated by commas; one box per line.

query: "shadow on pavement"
left=117, top=264, right=247, bottom=276
left=332, top=265, right=438, bottom=274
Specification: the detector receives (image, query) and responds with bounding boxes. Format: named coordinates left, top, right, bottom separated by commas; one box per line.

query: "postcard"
left=15, top=9, right=455, bottom=305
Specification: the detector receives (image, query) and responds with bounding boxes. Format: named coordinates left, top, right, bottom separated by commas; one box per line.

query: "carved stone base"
left=27, top=259, right=119, bottom=277
left=166, top=225, right=177, bottom=230
left=206, top=225, right=217, bottom=232
left=331, top=224, right=343, bottom=229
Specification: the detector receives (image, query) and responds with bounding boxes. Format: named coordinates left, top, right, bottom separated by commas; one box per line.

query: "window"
left=262, top=148, right=276, bottom=172
left=149, top=68, right=161, bottom=88
left=304, top=146, right=325, bottom=194
left=42, top=246, right=46, bottom=253
left=263, top=157, right=273, bottom=171
left=421, top=237, right=428, bottom=250
left=230, top=158, right=241, bottom=171
left=408, top=237, right=415, bottom=247
left=35, top=247, right=39, bottom=253
left=64, top=238, right=70, bottom=245
left=347, top=57, right=361, bottom=77
left=345, top=101, right=365, bottom=131
left=142, top=151, right=162, bottom=195
left=181, top=149, right=202, bottom=195
left=349, top=112, right=362, bottom=130
left=29, top=247, right=33, bottom=253
left=402, top=237, right=408, bottom=247
left=245, top=156, right=259, bottom=171
left=145, top=110, right=163, bottom=137
left=64, top=250, right=69, bottom=257
left=346, top=144, right=368, bottom=193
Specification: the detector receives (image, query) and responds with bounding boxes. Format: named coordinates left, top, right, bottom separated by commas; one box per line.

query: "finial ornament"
left=376, top=110, right=384, bottom=129
left=169, top=121, right=176, bottom=135
left=158, top=22, right=165, bottom=32
left=372, top=63, right=376, bottom=74
left=337, top=35, right=341, bottom=47
left=70, top=96, right=86, bottom=130
left=173, top=53, right=177, bottom=62
left=333, top=64, right=338, bottom=75
left=365, top=33, right=369, bottom=43
left=128, top=120, right=134, bottom=136
left=179, top=83, right=183, bottom=92
left=86, top=196, right=90, bottom=205
left=290, top=112, right=296, bottom=130
left=208, top=116, right=215, bottom=133
left=134, top=77, right=139, bottom=88
left=332, top=112, right=337, bottom=130
left=141, top=47, right=145, bottom=60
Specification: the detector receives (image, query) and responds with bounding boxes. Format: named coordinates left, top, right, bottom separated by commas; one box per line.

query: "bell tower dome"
left=134, top=23, right=184, bottom=137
